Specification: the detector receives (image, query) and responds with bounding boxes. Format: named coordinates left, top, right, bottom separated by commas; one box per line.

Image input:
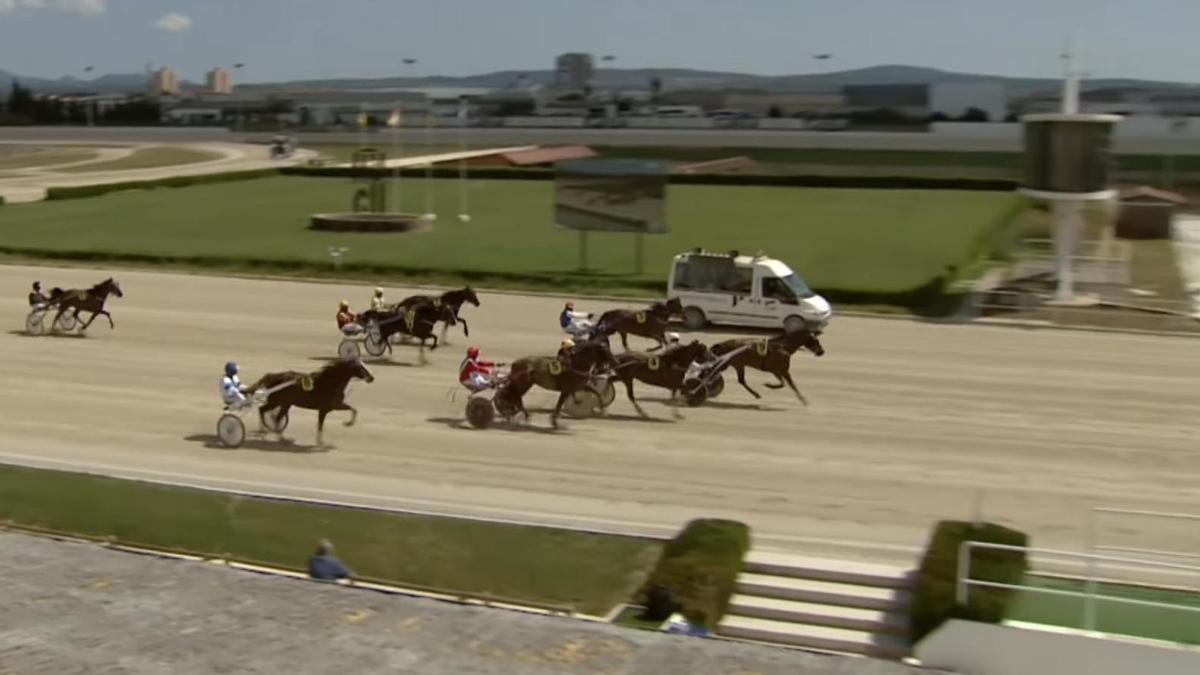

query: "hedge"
left=281, top=165, right=1018, bottom=192
left=637, top=518, right=751, bottom=629
left=910, top=520, right=1029, bottom=643
left=44, top=168, right=281, bottom=200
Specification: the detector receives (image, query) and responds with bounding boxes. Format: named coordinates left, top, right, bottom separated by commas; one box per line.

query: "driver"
left=28, top=281, right=48, bottom=308
left=459, top=346, right=496, bottom=392
left=370, top=287, right=387, bottom=312
left=560, top=301, right=593, bottom=339
left=557, top=337, right=575, bottom=361
left=221, top=362, right=248, bottom=408
left=336, top=300, right=360, bottom=334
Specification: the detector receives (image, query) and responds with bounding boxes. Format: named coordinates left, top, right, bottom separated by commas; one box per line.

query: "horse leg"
left=781, top=370, right=808, bottom=406
left=80, top=311, right=99, bottom=330
left=668, top=386, right=684, bottom=419
left=429, top=334, right=439, bottom=351
left=334, top=401, right=358, bottom=427
left=620, top=331, right=630, bottom=351
left=551, top=391, right=570, bottom=429
left=459, top=318, right=469, bottom=338
left=418, top=341, right=428, bottom=365
left=623, top=376, right=647, bottom=418
left=735, top=365, right=761, bottom=399
left=316, top=409, right=329, bottom=447
left=98, top=309, right=114, bottom=329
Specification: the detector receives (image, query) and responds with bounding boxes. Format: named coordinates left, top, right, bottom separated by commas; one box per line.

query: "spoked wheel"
left=494, top=389, right=519, bottom=420
left=593, top=377, right=617, bottom=408
left=705, top=374, right=725, bottom=399
left=338, top=339, right=361, bottom=361
left=263, top=409, right=289, bottom=434
left=216, top=413, right=246, bottom=448
left=25, top=312, right=45, bottom=336
left=55, top=313, right=77, bottom=332
left=682, top=377, right=709, bottom=407
left=564, top=390, right=602, bottom=419
left=466, top=396, right=495, bottom=428
left=363, top=334, right=387, bottom=357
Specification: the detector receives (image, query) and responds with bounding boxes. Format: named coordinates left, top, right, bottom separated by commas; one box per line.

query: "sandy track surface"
left=2, top=264, right=1197, bottom=564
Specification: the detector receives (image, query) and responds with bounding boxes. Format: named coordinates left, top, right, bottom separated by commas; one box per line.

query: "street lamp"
left=233, top=63, right=246, bottom=131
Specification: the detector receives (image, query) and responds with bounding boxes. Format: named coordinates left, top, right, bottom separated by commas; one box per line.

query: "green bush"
left=44, top=168, right=279, bottom=200
left=281, top=165, right=1017, bottom=192
left=911, top=520, right=1029, bottom=643
left=638, top=518, right=751, bottom=629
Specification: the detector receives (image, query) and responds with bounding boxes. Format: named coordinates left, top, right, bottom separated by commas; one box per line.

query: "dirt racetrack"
left=2, top=263, right=1198, bottom=565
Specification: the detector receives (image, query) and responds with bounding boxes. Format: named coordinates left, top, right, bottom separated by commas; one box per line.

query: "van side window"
left=672, top=262, right=693, bottom=289
left=674, top=258, right=741, bottom=293
left=726, top=268, right=752, bottom=294
left=762, top=277, right=797, bottom=304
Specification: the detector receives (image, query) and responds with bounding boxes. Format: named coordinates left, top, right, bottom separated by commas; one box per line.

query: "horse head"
left=676, top=339, right=712, bottom=365
left=571, top=338, right=615, bottom=372
left=783, top=328, right=824, bottom=357
left=460, top=286, right=480, bottom=307
left=94, top=278, right=123, bottom=298
left=343, top=356, right=376, bottom=383
left=663, top=297, right=684, bottom=317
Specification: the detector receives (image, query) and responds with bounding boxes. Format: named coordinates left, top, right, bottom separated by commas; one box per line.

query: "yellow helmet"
left=339, top=300, right=350, bottom=309
left=373, top=287, right=383, bottom=295
left=560, top=338, right=575, bottom=349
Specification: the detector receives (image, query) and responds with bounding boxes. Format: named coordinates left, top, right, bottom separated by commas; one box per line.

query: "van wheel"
left=784, top=315, right=808, bottom=333
left=683, top=307, right=707, bottom=330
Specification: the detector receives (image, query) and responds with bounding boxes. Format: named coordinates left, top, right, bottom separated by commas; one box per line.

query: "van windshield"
left=782, top=274, right=815, bottom=298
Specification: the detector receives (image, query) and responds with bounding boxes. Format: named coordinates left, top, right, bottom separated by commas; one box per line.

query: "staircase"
left=718, top=551, right=915, bottom=659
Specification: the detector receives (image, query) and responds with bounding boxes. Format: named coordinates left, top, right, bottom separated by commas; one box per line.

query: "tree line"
left=0, top=81, right=161, bottom=125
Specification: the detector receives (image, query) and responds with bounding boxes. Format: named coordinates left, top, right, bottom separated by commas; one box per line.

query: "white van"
left=668, top=249, right=832, bottom=332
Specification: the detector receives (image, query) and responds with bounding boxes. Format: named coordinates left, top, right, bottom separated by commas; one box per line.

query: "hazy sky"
left=1, top=0, right=1198, bottom=83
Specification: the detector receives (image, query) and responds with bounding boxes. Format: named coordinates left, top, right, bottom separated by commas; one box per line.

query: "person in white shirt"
left=221, top=361, right=248, bottom=408
left=370, top=287, right=386, bottom=312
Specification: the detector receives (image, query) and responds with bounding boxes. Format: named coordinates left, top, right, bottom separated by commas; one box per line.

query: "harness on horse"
left=549, top=360, right=564, bottom=376
left=648, top=356, right=661, bottom=371
left=756, top=340, right=770, bottom=357
left=635, top=311, right=647, bottom=324
left=404, top=310, right=417, bottom=333
left=300, top=375, right=315, bottom=391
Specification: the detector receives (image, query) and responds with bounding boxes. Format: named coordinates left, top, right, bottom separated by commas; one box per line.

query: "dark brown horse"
left=369, top=302, right=459, bottom=363
left=394, top=286, right=480, bottom=342
left=610, top=340, right=712, bottom=418
left=244, top=357, right=375, bottom=446
left=595, top=297, right=684, bottom=351
left=49, top=278, right=123, bottom=331
left=710, top=329, right=825, bottom=404
left=506, top=339, right=615, bottom=428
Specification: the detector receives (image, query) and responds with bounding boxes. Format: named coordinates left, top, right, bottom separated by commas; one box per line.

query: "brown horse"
left=710, top=329, right=825, bottom=404
left=244, top=357, right=375, bottom=446
left=49, top=278, right=123, bottom=331
left=595, top=297, right=684, bottom=351
left=367, top=302, right=458, bottom=363
left=506, top=339, right=615, bottom=428
left=394, top=286, right=480, bottom=343
left=610, top=340, right=712, bottom=418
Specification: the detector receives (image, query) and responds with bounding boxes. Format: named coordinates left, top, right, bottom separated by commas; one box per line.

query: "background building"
left=149, top=67, right=179, bottom=96
left=929, top=82, right=1006, bottom=121
left=554, top=53, right=594, bottom=91
left=206, top=67, right=231, bottom=95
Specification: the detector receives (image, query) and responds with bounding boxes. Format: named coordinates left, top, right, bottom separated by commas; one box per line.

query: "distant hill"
left=2, top=64, right=1192, bottom=97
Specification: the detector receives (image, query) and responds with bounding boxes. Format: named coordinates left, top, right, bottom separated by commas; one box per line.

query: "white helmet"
left=666, top=332, right=681, bottom=343
left=560, top=338, right=575, bottom=349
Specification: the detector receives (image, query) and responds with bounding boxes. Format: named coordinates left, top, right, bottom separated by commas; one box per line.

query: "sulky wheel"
left=364, top=334, right=387, bottom=357
left=263, top=409, right=289, bottom=434
left=705, top=374, right=725, bottom=399
left=338, top=338, right=361, bottom=361
left=563, top=390, right=601, bottom=419
left=55, top=312, right=77, bottom=332
left=25, top=312, right=45, bottom=336
left=682, top=377, right=709, bottom=407
left=466, top=396, right=495, bottom=428
left=216, top=413, right=246, bottom=448
left=595, top=377, right=617, bottom=408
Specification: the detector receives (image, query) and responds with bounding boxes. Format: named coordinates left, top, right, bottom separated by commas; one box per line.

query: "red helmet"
left=565, top=301, right=575, bottom=310
left=466, top=346, right=480, bottom=358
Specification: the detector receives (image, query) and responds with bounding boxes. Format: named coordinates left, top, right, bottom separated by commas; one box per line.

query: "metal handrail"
left=956, top=540, right=1200, bottom=633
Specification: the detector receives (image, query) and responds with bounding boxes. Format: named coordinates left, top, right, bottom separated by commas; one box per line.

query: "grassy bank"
left=0, top=463, right=661, bottom=616
left=0, top=175, right=1021, bottom=308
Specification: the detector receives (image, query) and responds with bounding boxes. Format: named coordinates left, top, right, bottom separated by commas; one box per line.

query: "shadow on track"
left=183, top=433, right=322, bottom=453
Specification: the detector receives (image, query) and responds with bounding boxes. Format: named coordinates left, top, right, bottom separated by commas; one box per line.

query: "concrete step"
left=726, top=595, right=910, bottom=636
left=743, top=551, right=914, bottom=589
left=718, top=616, right=911, bottom=659
left=737, top=573, right=911, bottom=611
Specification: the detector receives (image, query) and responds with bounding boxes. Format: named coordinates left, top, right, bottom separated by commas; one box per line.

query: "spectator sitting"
left=307, top=539, right=351, bottom=582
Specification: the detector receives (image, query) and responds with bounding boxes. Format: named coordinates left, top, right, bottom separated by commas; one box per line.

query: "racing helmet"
left=224, top=361, right=238, bottom=377
left=564, top=301, right=574, bottom=310
left=32, top=281, right=41, bottom=290
left=374, top=287, right=384, bottom=296
left=466, top=346, right=480, bottom=359
left=665, top=331, right=681, bottom=343
left=560, top=338, right=575, bottom=349
left=339, top=300, right=350, bottom=309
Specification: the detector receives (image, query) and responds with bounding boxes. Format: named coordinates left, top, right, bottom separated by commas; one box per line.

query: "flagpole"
left=391, top=103, right=400, bottom=214
left=423, top=108, right=436, bottom=221
left=457, top=97, right=470, bottom=222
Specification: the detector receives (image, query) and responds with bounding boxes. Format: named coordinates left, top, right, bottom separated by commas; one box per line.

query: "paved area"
left=1, top=264, right=1197, bottom=567
left=0, top=531, right=936, bottom=675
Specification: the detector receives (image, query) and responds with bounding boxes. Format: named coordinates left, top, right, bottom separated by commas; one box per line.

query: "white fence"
left=956, top=541, right=1200, bottom=634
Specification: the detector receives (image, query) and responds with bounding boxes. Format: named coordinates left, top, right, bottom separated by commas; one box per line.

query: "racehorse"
left=610, top=340, right=712, bottom=418
left=368, top=302, right=459, bottom=363
left=244, top=357, right=375, bottom=447
left=710, top=328, right=825, bottom=404
left=48, top=278, right=123, bottom=332
left=394, top=286, right=480, bottom=343
left=595, top=297, right=684, bottom=351
left=506, top=338, right=616, bottom=428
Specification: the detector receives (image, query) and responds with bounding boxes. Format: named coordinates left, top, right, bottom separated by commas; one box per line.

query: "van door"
left=758, top=270, right=800, bottom=327
left=721, top=265, right=756, bottom=323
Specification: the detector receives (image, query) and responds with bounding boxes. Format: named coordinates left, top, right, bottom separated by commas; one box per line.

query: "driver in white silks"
left=221, top=361, right=249, bottom=409
left=648, top=332, right=682, bottom=353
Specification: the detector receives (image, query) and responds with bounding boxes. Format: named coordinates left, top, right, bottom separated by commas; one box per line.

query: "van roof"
left=674, top=251, right=795, bottom=276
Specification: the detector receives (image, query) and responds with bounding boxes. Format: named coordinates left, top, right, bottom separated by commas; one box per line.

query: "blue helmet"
left=224, top=362, right=238, bottom=377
